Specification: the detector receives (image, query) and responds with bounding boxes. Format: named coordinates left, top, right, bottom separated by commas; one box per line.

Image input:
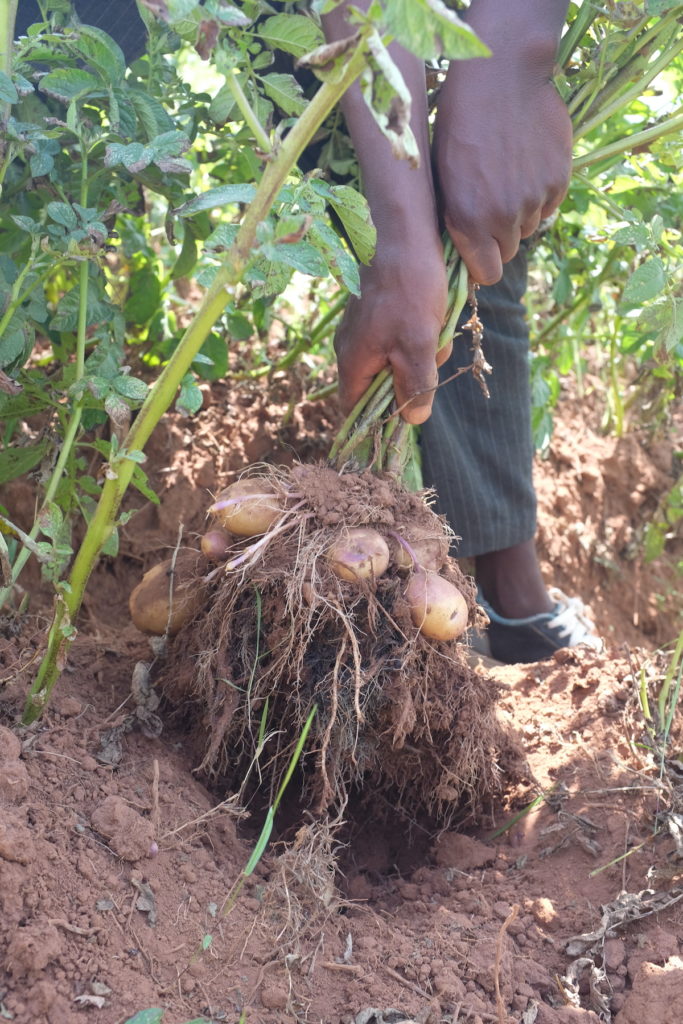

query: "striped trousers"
left=421, top=246, right=536, bottom=558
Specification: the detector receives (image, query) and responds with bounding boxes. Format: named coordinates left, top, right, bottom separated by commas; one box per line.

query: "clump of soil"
left=1, top=376, right=681, bottom=1024
left=160, top=462, right=504, bottom=822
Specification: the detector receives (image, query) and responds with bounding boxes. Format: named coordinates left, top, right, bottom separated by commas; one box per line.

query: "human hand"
left=334, top=236, right=450, bottom=425
left=434, top=36, right=572, bottom=285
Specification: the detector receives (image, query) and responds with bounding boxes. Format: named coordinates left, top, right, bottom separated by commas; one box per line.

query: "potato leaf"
left=382, top=0, right=490, bottom=61
left=259, top=14, right=324, bottom=59
left=620, top=257, right=666, bottom=307
left=0, top=441, right=49, bottom=486
left=258, top=73, right=306, bottom=116
left=328, top=185, right=376, bottom=265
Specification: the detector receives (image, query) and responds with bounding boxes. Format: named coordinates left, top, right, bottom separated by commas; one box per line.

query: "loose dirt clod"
left=157, top=462, right=502, bottom=820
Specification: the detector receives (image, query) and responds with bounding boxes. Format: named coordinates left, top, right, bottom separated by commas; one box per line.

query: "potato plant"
left=0, top=0, right=681, bottom=724
left=0, top=0, right=488, bottom=718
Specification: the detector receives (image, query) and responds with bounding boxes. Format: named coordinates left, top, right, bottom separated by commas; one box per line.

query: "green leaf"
left=104, top=141, right=153, bottom=173
left=259, top=14, right=325, bottom=58
left=10, top=215, right=38, bottom=234
left=328, top=185, right=376, bottom=265
left=267, top=240, right=329, bottom=277
left=122, top=1011, right=165, bottom=1024
left=192, top=333, right=228, bottom=381
left=244, top=807, right=275, bottom=876
left=176, top=375, right=204, bottom=415
left=50, top=286, right=117, bottom=333
left=208, top=83, right=236, bottom=125
left=172, top=230, right=198, bottom=280
left=37, top=502, right=64, bottom=542
left=309, top=222, right=360, bottom=295
left=0, top=70, right=18, bottom=105
left=102, top=525, right=119, bottom=558
left=76, top=26, right=127, bottom=84
left=175, top=183, right=256, bottom=218
left=104, top=393, right=131, bottom=430
left=621, top=258, right=666, bottom=306
left=227, top=311, right=252, bottom=340
left=382, top=0, right=490, bottom=61
left=131, top=464, right=160, bottom=505
left=124, top=267, right=162, bottom=324
left=123, top=449, right=148, bottom=465
left=128, top=87, right=175, bottom=140
left=113, top=376, right=149, bottom=401
left=611, top=224, right=649, bottom=247
left=0, top=441, right=50, bottom=486
left=47, top=201, right=78, bottom=231
left=258, top=72, right=306, bottom=116
left=646, top=0, right=683, bottom=12
left=39, top=68, right=102, bottom=103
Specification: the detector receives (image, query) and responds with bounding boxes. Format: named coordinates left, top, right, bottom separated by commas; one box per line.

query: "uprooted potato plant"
left=138, top=458, right=507, bottom=822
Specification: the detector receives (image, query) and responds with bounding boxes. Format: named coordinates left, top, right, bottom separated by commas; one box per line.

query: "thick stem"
left=0, top=0, right=17, bottom=87
left=23, top=38, right=371, bottom=723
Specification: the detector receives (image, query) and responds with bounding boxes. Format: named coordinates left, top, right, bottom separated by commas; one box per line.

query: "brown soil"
left=1, top=377, right=682, bottom=1024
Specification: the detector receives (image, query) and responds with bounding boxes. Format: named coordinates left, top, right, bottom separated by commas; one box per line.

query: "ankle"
left=475, top=541, right=554, bottom=619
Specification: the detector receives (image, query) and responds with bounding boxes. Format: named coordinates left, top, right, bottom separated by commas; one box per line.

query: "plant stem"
left=0, top=244, right=39, bottom=339
left=0, top=0, right=17, bottom=88
left=573, top=110, right=683, bottom=172
left=557, top=2, right=599, bottom=70
left=573, top=33, right=683, bottom=141
left=23, top=37, right=371, bottom=723
left=658, top=629, right=683, bottom=731
left=225, top=71, right=272, bottom=154
left=1, top=152, right=90, bottom=610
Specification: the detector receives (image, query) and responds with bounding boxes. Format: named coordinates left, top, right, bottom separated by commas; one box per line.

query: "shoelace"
left=547, top=587, right=603, bottom=650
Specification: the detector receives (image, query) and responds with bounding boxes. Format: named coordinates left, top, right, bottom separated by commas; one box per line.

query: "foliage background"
left=0, top=0, right=681, bottom=617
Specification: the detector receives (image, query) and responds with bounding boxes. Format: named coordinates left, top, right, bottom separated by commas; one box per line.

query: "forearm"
left=322, top=4, right=441, bottom=255
left=463, top=0, right=570, bottom=71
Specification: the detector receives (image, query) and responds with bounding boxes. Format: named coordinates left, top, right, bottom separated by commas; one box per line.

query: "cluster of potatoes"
left=130, top=479, right=469, bottom=643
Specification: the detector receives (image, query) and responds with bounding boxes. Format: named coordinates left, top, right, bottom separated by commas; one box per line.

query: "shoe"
left=470, top=587, right=604, bottom=664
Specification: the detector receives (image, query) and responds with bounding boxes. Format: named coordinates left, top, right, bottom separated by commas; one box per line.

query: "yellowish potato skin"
left=326, top=527, right=390, bottom=583
left=129, top=549, right=205, bottom=636
left=405, top=571, right=468, bottom=641
left=211, top=479, right=282, bottom=536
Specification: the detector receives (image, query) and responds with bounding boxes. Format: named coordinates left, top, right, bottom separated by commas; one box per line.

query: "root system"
left=158, top=463, right=504, bottom=822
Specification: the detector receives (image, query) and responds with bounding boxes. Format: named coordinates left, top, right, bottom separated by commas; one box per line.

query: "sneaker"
left=470, top=587, right=604, bottom=664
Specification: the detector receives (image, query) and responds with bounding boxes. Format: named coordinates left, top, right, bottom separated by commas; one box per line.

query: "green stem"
left=557, top=2, right=599, bottom=70
left=0, top=0, right=17, bottom=96
left=225, top=71, right=272, bottom=154
left=1, top=154, right=90, bottom=610
left=573, top=110, right=683, bottom=172
left=23, top=37, right=371, bottom=723
left=608, top=329, right=624, bottom=437
left=306, top=380, right=338, bottom=403
left=309, top=292, right=347, bottom=345
left=658, top=629, right=683, bottom=730
left=328, top=367, right=391, bottom=461
left=569, top=35, right=646, bottom=125
left=0, top=244, right=40, bottom=338
left=573, top=33, right=683, bottom=141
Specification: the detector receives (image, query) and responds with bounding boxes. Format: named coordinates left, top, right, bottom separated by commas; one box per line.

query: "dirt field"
left=1, top=377, right=682, bottom=1024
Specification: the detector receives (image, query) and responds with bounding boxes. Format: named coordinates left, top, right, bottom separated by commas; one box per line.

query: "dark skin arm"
left=434, top=0, right=572, bottom=285
left=323, top=3, right=449, bottom=425
left=324, top=0, right=572, bottom=420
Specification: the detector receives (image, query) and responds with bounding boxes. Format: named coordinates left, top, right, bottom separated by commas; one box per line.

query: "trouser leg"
left=15, top=1, right=146, bottom=63
left=420, top=245, right=535, bottom=559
